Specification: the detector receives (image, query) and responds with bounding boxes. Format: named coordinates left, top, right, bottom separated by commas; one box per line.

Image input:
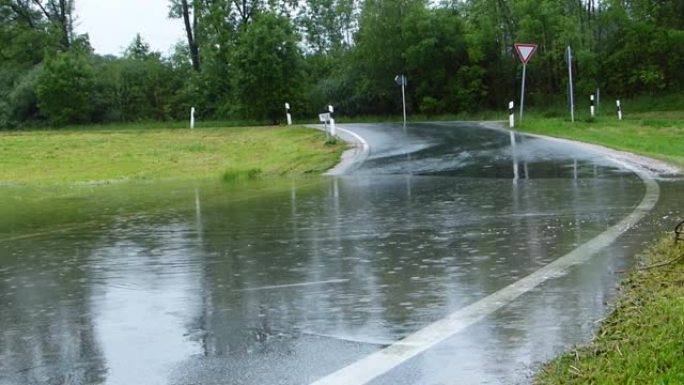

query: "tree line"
left=1, top=0, right=683, bottom=128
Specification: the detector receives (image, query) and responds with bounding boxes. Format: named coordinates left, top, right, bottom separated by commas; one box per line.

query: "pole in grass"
left=394, top=74, right=408, bottom=129
left=508, top=101, right=515, bottom=129
left=590, top=94, right=595, bottom=118
left=190, top=107, right=195, bottom=129
left=328, top=105, right=335, bottom=137
left=318, top=112, right=330, bottom=140
left=617, top=100, right=623, bottom=120
left=566, top=46, right=575, bottom=123
left=285, top=102, right=292, bottom=126
left=514, top=43, right=538, bottom=123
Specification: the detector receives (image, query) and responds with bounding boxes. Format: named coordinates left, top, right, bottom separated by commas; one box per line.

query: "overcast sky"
left=75, top=0, right=186, bottom=56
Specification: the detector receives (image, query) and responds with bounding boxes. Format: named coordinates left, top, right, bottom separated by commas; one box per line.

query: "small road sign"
left=514, top=43, right=538, bottom=123
left=514, top=44, right=538, bottom=64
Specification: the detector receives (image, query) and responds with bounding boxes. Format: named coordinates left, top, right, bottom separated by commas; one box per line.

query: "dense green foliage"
left=1, top=0, right=684, bottom=128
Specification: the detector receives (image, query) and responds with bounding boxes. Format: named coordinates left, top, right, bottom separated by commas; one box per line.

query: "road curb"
left=307, top=124, right=371, bottom=176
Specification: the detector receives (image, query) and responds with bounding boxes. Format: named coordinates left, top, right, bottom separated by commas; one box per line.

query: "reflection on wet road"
left=0, top=122, right=680, bottom=385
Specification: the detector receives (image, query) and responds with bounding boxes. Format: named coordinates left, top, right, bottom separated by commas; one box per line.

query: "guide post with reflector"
left=617, top=100, right=623, bottom=120
left=328, top=105, right=335, bottom=137
left=285, top=102, right=292, bottom=126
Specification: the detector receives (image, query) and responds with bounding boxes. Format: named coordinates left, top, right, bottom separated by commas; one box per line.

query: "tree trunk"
left=181, top=0, right=201, bottom=71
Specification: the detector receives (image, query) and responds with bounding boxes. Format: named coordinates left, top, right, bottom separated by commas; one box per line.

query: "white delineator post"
left=285, top=102, right=292, bottom=126
left=590, top=94, right=595, bottom=118
left=509, top=101, right=515, bottom=129
left=617, top=100, right=623, bottom=120
left=190, top=107, right=195, bottom=129
left=328, top=105, right=336, bottom=137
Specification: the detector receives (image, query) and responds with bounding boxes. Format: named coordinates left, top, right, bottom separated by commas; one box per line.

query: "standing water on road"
left=1, top=122, right=680, bottom=385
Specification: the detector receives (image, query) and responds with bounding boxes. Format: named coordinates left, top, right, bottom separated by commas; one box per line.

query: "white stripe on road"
left=311, top=160, right=659, bottom=385
left=236, top=278, right=349, bottom=292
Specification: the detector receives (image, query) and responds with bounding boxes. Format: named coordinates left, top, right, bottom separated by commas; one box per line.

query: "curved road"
left=0, top=121, right=671, bottom=385
left=315, top=122, right=660, bottom=384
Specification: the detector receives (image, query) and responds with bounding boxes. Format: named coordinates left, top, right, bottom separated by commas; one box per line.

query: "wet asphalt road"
left=0, top=122, right=680, bottom=385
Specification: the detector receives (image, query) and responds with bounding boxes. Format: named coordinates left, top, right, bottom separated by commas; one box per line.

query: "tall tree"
left=36, top=50, right=95, bottom=125
left=232, top=11, right=303, bottom=121
left=298, top=0, right=358, bottom=54
left=169, top=0, right=200, bottom=71
left=12, top=0, right=75, bottom=50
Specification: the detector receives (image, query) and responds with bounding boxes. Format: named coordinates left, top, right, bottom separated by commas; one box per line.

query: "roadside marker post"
left=508, top=101, right=515, bottom=129
left=590, top=94, right=595, bottom=118
left=328, top=105, right=335, bottom=137
left=514, top=44, right=538, bottom=123
left=285, top=103, right=292, bottom=126
left=190, top=107, right=195, bottom=129
left=617, top=100, right=623, bottom=120
left=319, top=112, right=331, bottom=139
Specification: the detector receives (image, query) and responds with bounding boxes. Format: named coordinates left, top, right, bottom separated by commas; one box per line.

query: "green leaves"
left=232, top=11, right=303, bottom=122
left=2, top=0, right=684, bottom=128
left=36, top=51, right=95, bottom=126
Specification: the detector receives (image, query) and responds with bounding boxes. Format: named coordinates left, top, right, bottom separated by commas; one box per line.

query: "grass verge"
left=0, top=125, right=345, bottom=184
left=524, top=106, right=684, bottom=383
left=535, top=238, right=684, bottom=384
left=517, top=112, right=684, bottom=170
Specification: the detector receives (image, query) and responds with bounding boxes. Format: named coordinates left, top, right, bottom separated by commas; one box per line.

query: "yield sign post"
left=514, top=43, right=538, bottom=123
left=395, top=74, right=408, bottom=129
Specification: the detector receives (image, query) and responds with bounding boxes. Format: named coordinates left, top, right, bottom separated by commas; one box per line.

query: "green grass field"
left=0, top=125, right=344, bottom=184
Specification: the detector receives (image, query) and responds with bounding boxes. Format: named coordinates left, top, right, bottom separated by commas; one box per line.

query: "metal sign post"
left=394, top=74, right=407, bottom=128
left=319, top=112, right=330, bottom=139
left=520, top=63, right=527, bottom=122
left=566, top=46, right=575, bottom=123
left=514, top=44, right=538, bottom=123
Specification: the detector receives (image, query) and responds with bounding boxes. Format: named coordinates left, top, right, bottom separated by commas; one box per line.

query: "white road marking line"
left=310, top=160, right=659, bottom=385
left=236, top=278, right=349, bottom=292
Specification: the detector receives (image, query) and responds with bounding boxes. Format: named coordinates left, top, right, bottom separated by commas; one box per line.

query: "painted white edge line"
left=310, top=158, right=660, bottom=385
left=326, top=125, right=371, bottom=176
left=235, top=278, right=349, bottom=292
left=307, top=124, right=370, bottom=176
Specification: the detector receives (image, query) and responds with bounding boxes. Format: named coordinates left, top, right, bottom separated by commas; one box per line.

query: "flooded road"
left=0, top=122, right=680, bottom=385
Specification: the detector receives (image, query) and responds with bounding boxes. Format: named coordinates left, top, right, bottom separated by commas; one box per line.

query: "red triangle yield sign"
left=514, top=43, right=538, bottom=64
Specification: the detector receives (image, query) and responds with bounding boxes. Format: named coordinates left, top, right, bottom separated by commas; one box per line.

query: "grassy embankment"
left=519, top=111, right=684, bottom=169
left=522, top=102, right=684, bottom=383
left=535, top=239, right=684, bottom=384
left=0, top=125, right=344, bottom=184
